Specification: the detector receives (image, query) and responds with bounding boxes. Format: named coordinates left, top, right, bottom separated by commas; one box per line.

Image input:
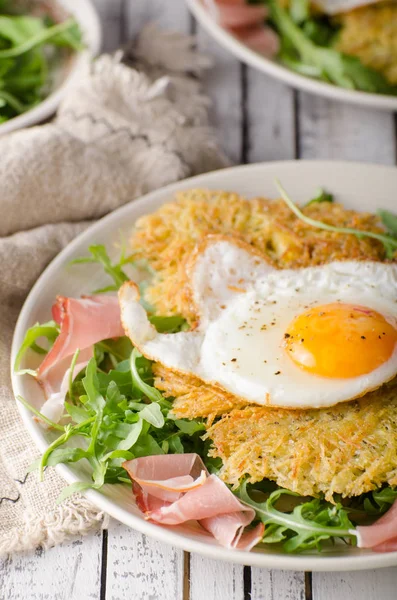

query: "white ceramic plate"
left=0, top=0, right=101, bottom=136
left=186, top=0, right=397, bottom=112
left=11, top=160, right=397, bottom=571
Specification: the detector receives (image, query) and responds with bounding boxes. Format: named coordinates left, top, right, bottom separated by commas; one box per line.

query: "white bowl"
left=186, top=0, right=397, bottom=112
left=0, top=0, right=102, bottom=136
left=11, top=160, right=397, bottom=571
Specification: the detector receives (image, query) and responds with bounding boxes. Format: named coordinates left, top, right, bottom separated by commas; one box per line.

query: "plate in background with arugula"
left=186, top=0, right=397, bottom=112
left=0, top=0, right=101, bottom=135
left=11, top=160, right=397, bottom=571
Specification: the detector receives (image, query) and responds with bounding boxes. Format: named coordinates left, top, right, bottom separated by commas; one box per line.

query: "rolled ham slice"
left=37, top=295, right=124, bottom=398
left=123, top=453, right=264, bottom=551
left=356, top=500, right=397, bottom=552
left=213, top=2, right=268, bottom=29
left=202, top=0, right=279, bottom=59
left=232, top=24, right=280, bottom=57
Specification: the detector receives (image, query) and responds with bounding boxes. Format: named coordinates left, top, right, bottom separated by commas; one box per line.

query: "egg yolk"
left=283, top=303, right=397, bottom=379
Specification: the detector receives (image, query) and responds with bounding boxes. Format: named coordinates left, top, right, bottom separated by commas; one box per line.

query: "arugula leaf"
left=0, top=10, right=82, bottom=123
left=17, top=394, right=64, bottom=432
left=71, top=244, right=134, bottom=292
left=268, top=0, right=397, bottom=95
left=238, top=482, right=356, bottom=552
left=378, top=210, right=397, bottom=238
left=289, top=0, right=309, bottom=24
left=0, top=18, right=81, bottom=59
left=276, top=179, right=397, bottom=258
left=14, top=320, right=59, bottom=372
left=173, top=419, right=206, bottom=435
left=363, top=487, right=397, bottom=515
left=149, top=315, right=188, bottom=333
left=23, top=339, right=206, bottom=498
left=140, top=403, right=165, bottom=428
left=130, top=348, right=165, bottom=404
left=306, top=188, right=333, bottom=206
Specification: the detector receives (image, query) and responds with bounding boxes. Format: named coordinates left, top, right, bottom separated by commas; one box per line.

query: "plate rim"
left=11, top=159, right=397, bottom=571
left=185, top=0, right=397, bottom=112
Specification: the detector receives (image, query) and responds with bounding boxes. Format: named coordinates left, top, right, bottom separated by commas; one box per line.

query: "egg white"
left=119, top=239, right=397, bottom=409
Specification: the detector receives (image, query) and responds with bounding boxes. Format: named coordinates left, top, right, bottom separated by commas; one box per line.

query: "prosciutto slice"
left=203, top=0, right=279, bottom=58
left=214, top=2, right=268, bottom=29
left=37, top=295, right=124, bottom=397
left=123, top=454, right=264, bottom=551
left=356, top=500, right=397, bottom=552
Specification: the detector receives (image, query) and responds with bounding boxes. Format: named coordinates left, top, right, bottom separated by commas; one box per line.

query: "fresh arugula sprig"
left=238, top=481, right=356, bottom=552
left=378, top=210, right=397, bottom=239
left=22, top=336, right=205, bottom=501
left=276, top=179, right=397, bottom=259
left=363, top=487, right=397, bottom=516
left=71, top=244, right=134, bottom=293
left=268, top=0, right=396, bottom=95
left=14, top=320, right=59, bottom=375
left=0, top=11, right=82, bottom=122
left=306, top=187, right=333, bottom=206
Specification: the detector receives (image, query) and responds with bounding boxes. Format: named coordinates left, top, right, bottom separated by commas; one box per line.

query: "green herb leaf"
left=71, top=244, right=132, bottom=291
left=378, top=210, right=397, bottom=239
left=149, top=315, right=188, bottom=333
left=289, top=0, right=309, bottom=24
left=363, top=487, right=397, bottom=515
left=130, top=348, right=165, bottom=404
left=14, top=320, right=59, bottom=372
left=174, top=419, right=206, bottom=435
left=306, top=188, right=334, bottom=206
left=57, top=481, right=95, bottom=504
left=276, top=179, right=397, bottom=257
left=268, top=0, right=397, bottom=95
left=140, top=403, right=165, bottom=428
left=116, top=419, right=143, bottom=451
left=238, top=482, right=356, bottom=552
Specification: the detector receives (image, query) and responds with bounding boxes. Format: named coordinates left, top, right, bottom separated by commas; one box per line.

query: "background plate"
left=11, top=160, right=397, bottom=571
left=0, top=0, right=101, bottom=136
left=186, top=0, right=397, bottom=112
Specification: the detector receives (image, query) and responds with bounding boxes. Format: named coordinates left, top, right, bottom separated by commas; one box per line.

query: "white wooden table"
left=1, top=1, right=397, bottom=598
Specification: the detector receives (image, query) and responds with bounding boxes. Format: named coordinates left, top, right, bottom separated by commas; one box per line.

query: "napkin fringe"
left=0, top=497, right=108, bottom=556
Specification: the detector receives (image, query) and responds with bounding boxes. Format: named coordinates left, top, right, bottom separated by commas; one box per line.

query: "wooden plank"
left=0, top=531, right=102, bottom=600
left=246, top=70, right=295, bottom=163
left=312, top=568, right=397, bottom=600
left=250, top=568, right=306, bottom=600
left=92, top=0, right=124, bottom=51
left=124, top=0, right=191, bottom=37
left=105, top=521, right=184, bottom=600
left=298, top=92, right=396, bottom=164
left=195, top=26, right=243, bottom=163
left=189, top=554, right=244, bottom=600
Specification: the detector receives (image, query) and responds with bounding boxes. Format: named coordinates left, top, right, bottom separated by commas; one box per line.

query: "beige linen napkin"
left=0, top=25, right=228, bottom=556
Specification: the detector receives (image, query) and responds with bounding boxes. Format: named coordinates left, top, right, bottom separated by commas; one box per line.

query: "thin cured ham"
left=356, top=500, right=397, bottom=552
left=37, top=295, right=124, bottom=398
left=213, top=2, right=268, bottom=29
left=123, top=454, right=264, bottom=550
left=203, top=0, right=279, bottom=58
left=232, top=25, right=280, bottom=57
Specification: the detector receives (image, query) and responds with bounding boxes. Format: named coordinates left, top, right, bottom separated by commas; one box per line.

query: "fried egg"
left=119, top=237, right=397, bottom=409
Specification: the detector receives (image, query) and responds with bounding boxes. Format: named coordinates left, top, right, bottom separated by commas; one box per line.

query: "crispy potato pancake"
left=206, top=382, right=397, bottom=501
left=153, top=363, right=249, bottom=426
left=336, top=4, right=397, bottom=85
left=131, top=189, right=385, bottom=323
left=130, top=188, right=397, bottom=499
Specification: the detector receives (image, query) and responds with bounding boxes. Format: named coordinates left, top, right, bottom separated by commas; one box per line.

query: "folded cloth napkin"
left=0, top=25, right=228, bottom=556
